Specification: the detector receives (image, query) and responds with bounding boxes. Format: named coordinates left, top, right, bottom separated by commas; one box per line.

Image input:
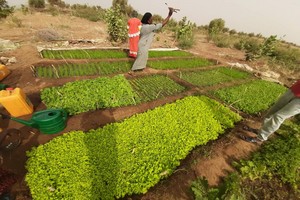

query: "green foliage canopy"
left=105, top=5, right=127, bottom=43
left=0, top=0, right=13, bottom=18
left=28, top=0, right=45, bottom=8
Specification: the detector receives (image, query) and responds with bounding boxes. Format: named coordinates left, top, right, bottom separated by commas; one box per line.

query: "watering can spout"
left=10, top=117, right=38, bottom=128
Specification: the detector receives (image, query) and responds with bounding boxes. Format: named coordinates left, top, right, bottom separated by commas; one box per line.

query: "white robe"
left=131, top=23, right=163, bottom=71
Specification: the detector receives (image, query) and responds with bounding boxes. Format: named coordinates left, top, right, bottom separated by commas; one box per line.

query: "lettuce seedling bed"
left=129, top=75, right=186, bottom=102
left=26, top=96, right=241, bottom=200
left=211, top=79, right=287, bottom=114
left=34, top=60, right=134, bottom=78
left=40, top=75, right=140, bottom=115
left=147, top=57, right=215, bottom=70
left=177, top=67, right=250, bottom=87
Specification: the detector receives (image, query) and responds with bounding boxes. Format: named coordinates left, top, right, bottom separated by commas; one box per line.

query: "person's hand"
left=168, top=7, right=174, bottom=17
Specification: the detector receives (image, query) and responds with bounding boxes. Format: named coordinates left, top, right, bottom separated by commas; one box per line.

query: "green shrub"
left=213, top=35, right=231, bottom=48
left=28, top=0, right=45, bottom=8
left=272, top=46, right=300, bottom=71
left=0, top=0, right=14, bottom=18
left=191, top=174, right=246, bottom=200
left=71, top=4, right=104, bottom=22
left=208, top=18, right=225, bottom=41
left=105, top=5, right=127, bottom=43
left=245, top=35, right=278, bottom=61
left=175, top=17, right=195, bottom=49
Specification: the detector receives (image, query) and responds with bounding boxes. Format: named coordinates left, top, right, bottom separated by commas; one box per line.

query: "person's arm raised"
left=162, top=8, right=173, bottom=27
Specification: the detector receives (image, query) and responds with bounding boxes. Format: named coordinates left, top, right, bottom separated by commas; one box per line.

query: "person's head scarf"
left=141, top=12, right=152, bottom=24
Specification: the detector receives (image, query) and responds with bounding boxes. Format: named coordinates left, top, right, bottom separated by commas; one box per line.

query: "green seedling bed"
left=212, top=79, right=287, bottom=114
left=41, top=49, right=128, bottom=59
left=129, top=75, right=186, bottom=102
left=147, top=57, right=215, bottom=70
left=35, top=61, right=133, bottom=78
left=177, top=67, right=250, bottom=87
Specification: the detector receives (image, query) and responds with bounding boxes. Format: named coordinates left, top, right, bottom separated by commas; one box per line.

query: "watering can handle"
left=61, top=109, right=68, bottom=120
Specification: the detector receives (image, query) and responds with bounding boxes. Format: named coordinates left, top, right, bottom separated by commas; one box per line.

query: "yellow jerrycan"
left=0, top=88, right=33, bottom=117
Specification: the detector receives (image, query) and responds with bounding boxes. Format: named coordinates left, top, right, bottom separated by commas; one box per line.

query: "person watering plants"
left=131, top=7, right=174, bottom=72
left=242, top=80, right=300, bottom=143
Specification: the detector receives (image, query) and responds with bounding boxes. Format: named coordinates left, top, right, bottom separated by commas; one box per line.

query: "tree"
left=112, top=0, right=137, bottom=17
left=0, top=0, right=14, bottom=19
left=208, top=18, right=225, bottom=40
left=105, top=5, right=127, bottom=43
left=47, top=0, right=66, bottom=8
left=175, top=17, right=195, bottom=49
left=112, top=0, right=127, bottom=14
left=28, top=0, right=45, bottom=8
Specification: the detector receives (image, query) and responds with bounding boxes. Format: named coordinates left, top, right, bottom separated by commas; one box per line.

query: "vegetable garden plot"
left=147, top=57, right=215, bottom=70
left=34, top=60, right=133, bottom=78
left=41, top=49, right=128, bottom=59
left=41, top=49, right=194, bottom=59
left=176, top=67, right=250, bottom=87
left=129, top=75, right=186, bottom=102
left=26, top=96, right=241, bottom=200
left=148, top=50, right=194, bottom=58
left=40, top=75, right=141, bottom=115
left=211, top=80, right=287, bottom=114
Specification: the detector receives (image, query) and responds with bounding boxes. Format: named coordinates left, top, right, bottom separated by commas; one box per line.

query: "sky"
left=7, top=0, right=300, bottom=45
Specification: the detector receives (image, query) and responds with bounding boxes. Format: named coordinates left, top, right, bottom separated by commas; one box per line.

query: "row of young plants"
left=147, top=57, right=215, bottom=70
left=34, top=61, right=133, bottom=78
left=40, top=75, right=140, bottom=115
left=129, top=75, right=186, bottom=102
left=177, top=67, right=250, bottom=87
left=191, top=119, right=300, bottom=200
left=41, top=49, right=128, bottom=59
left=26, top=96, right=242, bottom=200
left=211, top=79, right=287, bottom=114
left=41, top=49, right=194, bottom=59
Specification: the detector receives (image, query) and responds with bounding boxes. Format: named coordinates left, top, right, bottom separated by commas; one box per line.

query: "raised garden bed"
left=129, top=74, right=186, bottom=102
left=147, top=57, right=215, bottom=70
left=41, top=49, right=128, bottom=59
left=177, top=67, right=250, bottom=87
left=33, top=60, right=134, bottom=78
left=211, top=79, right=287, bottom=114
left=41, top=75, right=140, bottom=115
